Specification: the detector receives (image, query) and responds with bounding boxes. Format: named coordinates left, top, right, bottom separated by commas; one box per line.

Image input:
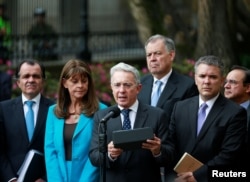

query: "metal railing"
left=9, top=31, right=145, bottom=66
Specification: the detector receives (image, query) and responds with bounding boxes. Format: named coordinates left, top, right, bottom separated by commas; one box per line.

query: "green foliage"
left=173, top=59, right=195, bottom=78
left=90, top=62, right=114, bottom=105
left=43, top=71, right=59, bottom=100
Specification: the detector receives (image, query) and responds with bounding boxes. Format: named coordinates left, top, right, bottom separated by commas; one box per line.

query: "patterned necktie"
left=151, top=80, right=163, bottom=106
left=197, top=103, right=208, bottom=135
left=122, top=109, right=131, bottom=130
left=25, top=100, right=35, bottom=141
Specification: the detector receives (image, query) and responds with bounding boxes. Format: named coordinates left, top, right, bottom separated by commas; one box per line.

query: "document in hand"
left=174, top=152, right=203, bottom=173
left=17, top=149, right=45, bottom=182
left=112, top=127, right=154, bottom=150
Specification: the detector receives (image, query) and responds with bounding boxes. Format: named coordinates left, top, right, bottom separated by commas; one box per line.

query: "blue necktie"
left=197, top=103, right=208, bottom=135
left=25, top=101, right=35, bottom=141
left=151, top=80, right=163, bottom=106
left=122, top=109, right=131, bottom=130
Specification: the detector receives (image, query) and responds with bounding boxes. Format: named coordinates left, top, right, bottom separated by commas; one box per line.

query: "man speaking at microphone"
left=89, top=62, right=169, bottom=182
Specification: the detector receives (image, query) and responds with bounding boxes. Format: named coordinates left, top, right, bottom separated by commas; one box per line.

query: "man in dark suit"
left=224, top=65, right=250, bottom=107
left=224, top=65, right=250, bottom=175
left=138, top=34, right=198, bottom=128
left=0, top=60, right=54, bottom=182
left=138, top=35, right=198, bottom=181
left=89, top=62, right=169, bottom=182
left=0, top=70, right=12, bottom=101
left=164, top=55, right=247, bottom=182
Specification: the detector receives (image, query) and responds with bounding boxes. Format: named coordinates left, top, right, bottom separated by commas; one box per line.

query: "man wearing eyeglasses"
left=224, top=65, right=250, bottom=175
left=89, top=62, right=169, bottom=182
left=224, top=65, right=250, bottom=109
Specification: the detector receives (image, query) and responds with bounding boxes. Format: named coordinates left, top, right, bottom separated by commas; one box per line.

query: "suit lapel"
left=184, top=97, right=199, bottom=153
left=54, top=117, right=65, bottom=149
left=53, top=116, right=67, bottom=176
left=107, top=106, right=123, bottom=132
left=32, top=96, right=50, bottom=142
left=157, top=71, right=178, bottom=107
left=73, top=114, right=91, bottom=138
left=15, top=97, right=30, bottom=143
left=141, top=76, right=153, bottom=104
left=110, top=117, right=123, bottom=130
left=195, top=95, right=225, bottom=143
left=247, top=103, right=250, bottom=128
left=133, top=103, right=147, bottom=129
left=124, top=103, right=147, bottom=163
left=157, top=81, right=176, bottom=107
left=141, top=73, right=178, bottom=107
left=189, top=98, right=199, bottom=138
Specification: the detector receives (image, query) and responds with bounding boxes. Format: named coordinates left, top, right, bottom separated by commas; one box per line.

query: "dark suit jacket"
left=246, top=104, right=250, bottom=170
left=0, top=95, right=54, bottom=182
left=165, top=95, right=247, bottom=182
left=89, top=103, right=169, bottom=182
left=0, top=71, right=12, bottom=101
left=137, top=71, right=198, bottom=127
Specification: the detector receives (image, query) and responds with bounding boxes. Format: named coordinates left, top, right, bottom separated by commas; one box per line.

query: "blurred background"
left=1, top=0, right=143, bottom=66
left=1, top=0, right=250, bottom=102
left=0, top=0, right=249, bottom=68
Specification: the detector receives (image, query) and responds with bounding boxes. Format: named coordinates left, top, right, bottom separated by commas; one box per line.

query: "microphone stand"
left=99, top=121, right=107, bottom=182
left=98, top=107, right=120, bottom=182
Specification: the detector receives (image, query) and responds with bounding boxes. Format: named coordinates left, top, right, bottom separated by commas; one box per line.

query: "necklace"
left=66, top=114, right=80, bottom=124
left=68, top=105, right=81, bottom=121
left=69, top=113, right=80, bottom=119
left=73, top=114, right=79, bottom=120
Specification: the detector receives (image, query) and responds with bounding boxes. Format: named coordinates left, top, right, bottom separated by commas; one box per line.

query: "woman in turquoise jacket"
left=45, top=59, right=107, bottom=182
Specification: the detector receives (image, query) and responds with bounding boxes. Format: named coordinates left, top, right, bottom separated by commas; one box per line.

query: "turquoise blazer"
left=45, top=103, right=107, bottom=182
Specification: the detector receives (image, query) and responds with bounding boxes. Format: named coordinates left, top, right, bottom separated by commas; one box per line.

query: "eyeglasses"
left=224, top=79, right=239, bottom=85
left=111, top=82, right=137, bottom=89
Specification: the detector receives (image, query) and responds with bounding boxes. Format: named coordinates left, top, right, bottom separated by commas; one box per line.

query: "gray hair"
left=194, top=55, right=225, bottom=76
left=144, top=34, right=175, bottom=52
left=110, top=62, right=141, bottom=84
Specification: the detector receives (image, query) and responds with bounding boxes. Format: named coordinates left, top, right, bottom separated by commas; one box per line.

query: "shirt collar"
left=153, top=69, right=172, bottom=85
left=240, top=100, right=250, bottom=109
left=199, top=93, right=219, bottom=109
left=118, top=99, right=139, bottom=113
left=22, top=93, right=41, bottom=105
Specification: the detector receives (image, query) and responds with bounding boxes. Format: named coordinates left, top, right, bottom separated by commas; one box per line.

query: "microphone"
left=100, top=107, right=121, bottom=123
